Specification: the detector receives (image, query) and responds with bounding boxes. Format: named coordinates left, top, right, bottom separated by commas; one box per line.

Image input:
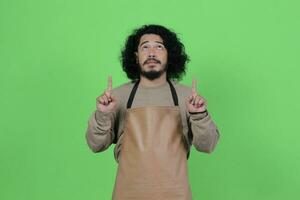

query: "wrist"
left=189, top=109, right=207, bottom=115
left=95, top=109, right=114, bottom=123
left=189, top=109, right=208, bottom=120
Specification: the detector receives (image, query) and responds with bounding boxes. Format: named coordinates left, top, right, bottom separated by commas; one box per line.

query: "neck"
left=139, top=72, right=167, bottom=87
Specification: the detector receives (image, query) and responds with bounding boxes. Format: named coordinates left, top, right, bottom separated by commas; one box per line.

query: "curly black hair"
left=120, top=24, right=190, bottom=81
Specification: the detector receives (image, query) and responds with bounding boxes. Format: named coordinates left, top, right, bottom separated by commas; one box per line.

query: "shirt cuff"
left=189, top=109, right=208, bottom=120
left=95, top=110, right=114, bottom=125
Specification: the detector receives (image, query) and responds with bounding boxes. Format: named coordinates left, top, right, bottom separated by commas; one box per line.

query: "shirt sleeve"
left=188, top=110, right=220, bottom=153
left=85, top=110, right=116, bottom=153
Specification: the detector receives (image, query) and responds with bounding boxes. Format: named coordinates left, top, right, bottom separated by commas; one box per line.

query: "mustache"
left=143, top=58, right=161, bottom=65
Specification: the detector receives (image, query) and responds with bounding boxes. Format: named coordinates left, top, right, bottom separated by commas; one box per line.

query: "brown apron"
left=112, top=80, right=192, bottom=200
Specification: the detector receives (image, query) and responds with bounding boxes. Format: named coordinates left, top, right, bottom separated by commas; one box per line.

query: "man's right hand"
left=96, top=76, right=117, bottom=113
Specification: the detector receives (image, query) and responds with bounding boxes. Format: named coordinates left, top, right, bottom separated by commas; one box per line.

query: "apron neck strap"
left=127, top=79, right=179, bottom=109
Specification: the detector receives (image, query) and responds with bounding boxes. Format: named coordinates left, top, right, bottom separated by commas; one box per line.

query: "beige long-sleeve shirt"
left=86, top=80, right=220, bottom=162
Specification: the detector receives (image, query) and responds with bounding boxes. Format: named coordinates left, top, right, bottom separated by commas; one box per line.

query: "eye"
left=157, top=45, right=165, bottom=50
left=141, top=45, right=149, bottom=50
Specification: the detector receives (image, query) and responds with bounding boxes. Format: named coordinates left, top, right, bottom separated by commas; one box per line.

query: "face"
left=135, top=34, right=168, bottom=80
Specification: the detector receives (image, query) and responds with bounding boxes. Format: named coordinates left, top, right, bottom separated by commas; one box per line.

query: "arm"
left=85, top=110, right=116, bottom=153
left=188, top=110, right=220, bottom=153
left=86, top=76, right=118, bottom=153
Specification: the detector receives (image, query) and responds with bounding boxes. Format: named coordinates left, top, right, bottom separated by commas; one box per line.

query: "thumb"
left=186, top=94, right=194, bottom=103
left=110, top=94, right=117, bottom=102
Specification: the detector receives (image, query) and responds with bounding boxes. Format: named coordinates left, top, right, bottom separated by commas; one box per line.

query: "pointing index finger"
left=107, top=76, right=112, bottom=92
left=192, top=79, right=197, bottom=95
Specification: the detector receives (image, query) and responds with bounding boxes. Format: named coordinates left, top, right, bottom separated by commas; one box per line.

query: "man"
left=86, top=24, right=220, bottom=200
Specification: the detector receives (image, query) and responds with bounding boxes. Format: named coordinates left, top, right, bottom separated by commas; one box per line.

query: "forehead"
left=138, top=34, right=164, bottom=45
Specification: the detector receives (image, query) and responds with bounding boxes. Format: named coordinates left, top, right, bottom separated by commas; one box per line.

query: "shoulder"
left=171, top=80, right=192, bottom=97
left=110, top=81, right=135, bottom=106
left=112, top=81, right=135, bottom=93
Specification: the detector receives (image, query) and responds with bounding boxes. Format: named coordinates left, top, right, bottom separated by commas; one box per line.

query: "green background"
left=1, top=0, right=299, bottom=199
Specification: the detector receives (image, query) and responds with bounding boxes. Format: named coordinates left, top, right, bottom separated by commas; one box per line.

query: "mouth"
left=147, top=61, right=158, bottom=64
left=144, top=59, right=160, bottom=65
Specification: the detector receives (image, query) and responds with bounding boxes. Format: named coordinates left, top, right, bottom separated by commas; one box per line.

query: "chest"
left=131, top=87, right=174, bottom=108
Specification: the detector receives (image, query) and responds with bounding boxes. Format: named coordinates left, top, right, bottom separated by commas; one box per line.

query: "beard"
left=139, top=64, right=168, bottom=80
left=139, top=58, right=167, bottom=80
left=140, top=69, right=165, bottom=80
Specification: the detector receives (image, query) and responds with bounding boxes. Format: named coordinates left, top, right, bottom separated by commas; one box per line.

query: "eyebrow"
left=139, top=41, right=164, bottom=47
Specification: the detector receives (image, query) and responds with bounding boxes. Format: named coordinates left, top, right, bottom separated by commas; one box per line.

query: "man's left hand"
left=185, top=79, right=207, bottom=113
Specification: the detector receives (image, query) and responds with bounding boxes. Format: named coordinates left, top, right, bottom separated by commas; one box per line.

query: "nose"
left=148, top=54, right=155, bottom=58
left=148, top=47, right=156, bottom=58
